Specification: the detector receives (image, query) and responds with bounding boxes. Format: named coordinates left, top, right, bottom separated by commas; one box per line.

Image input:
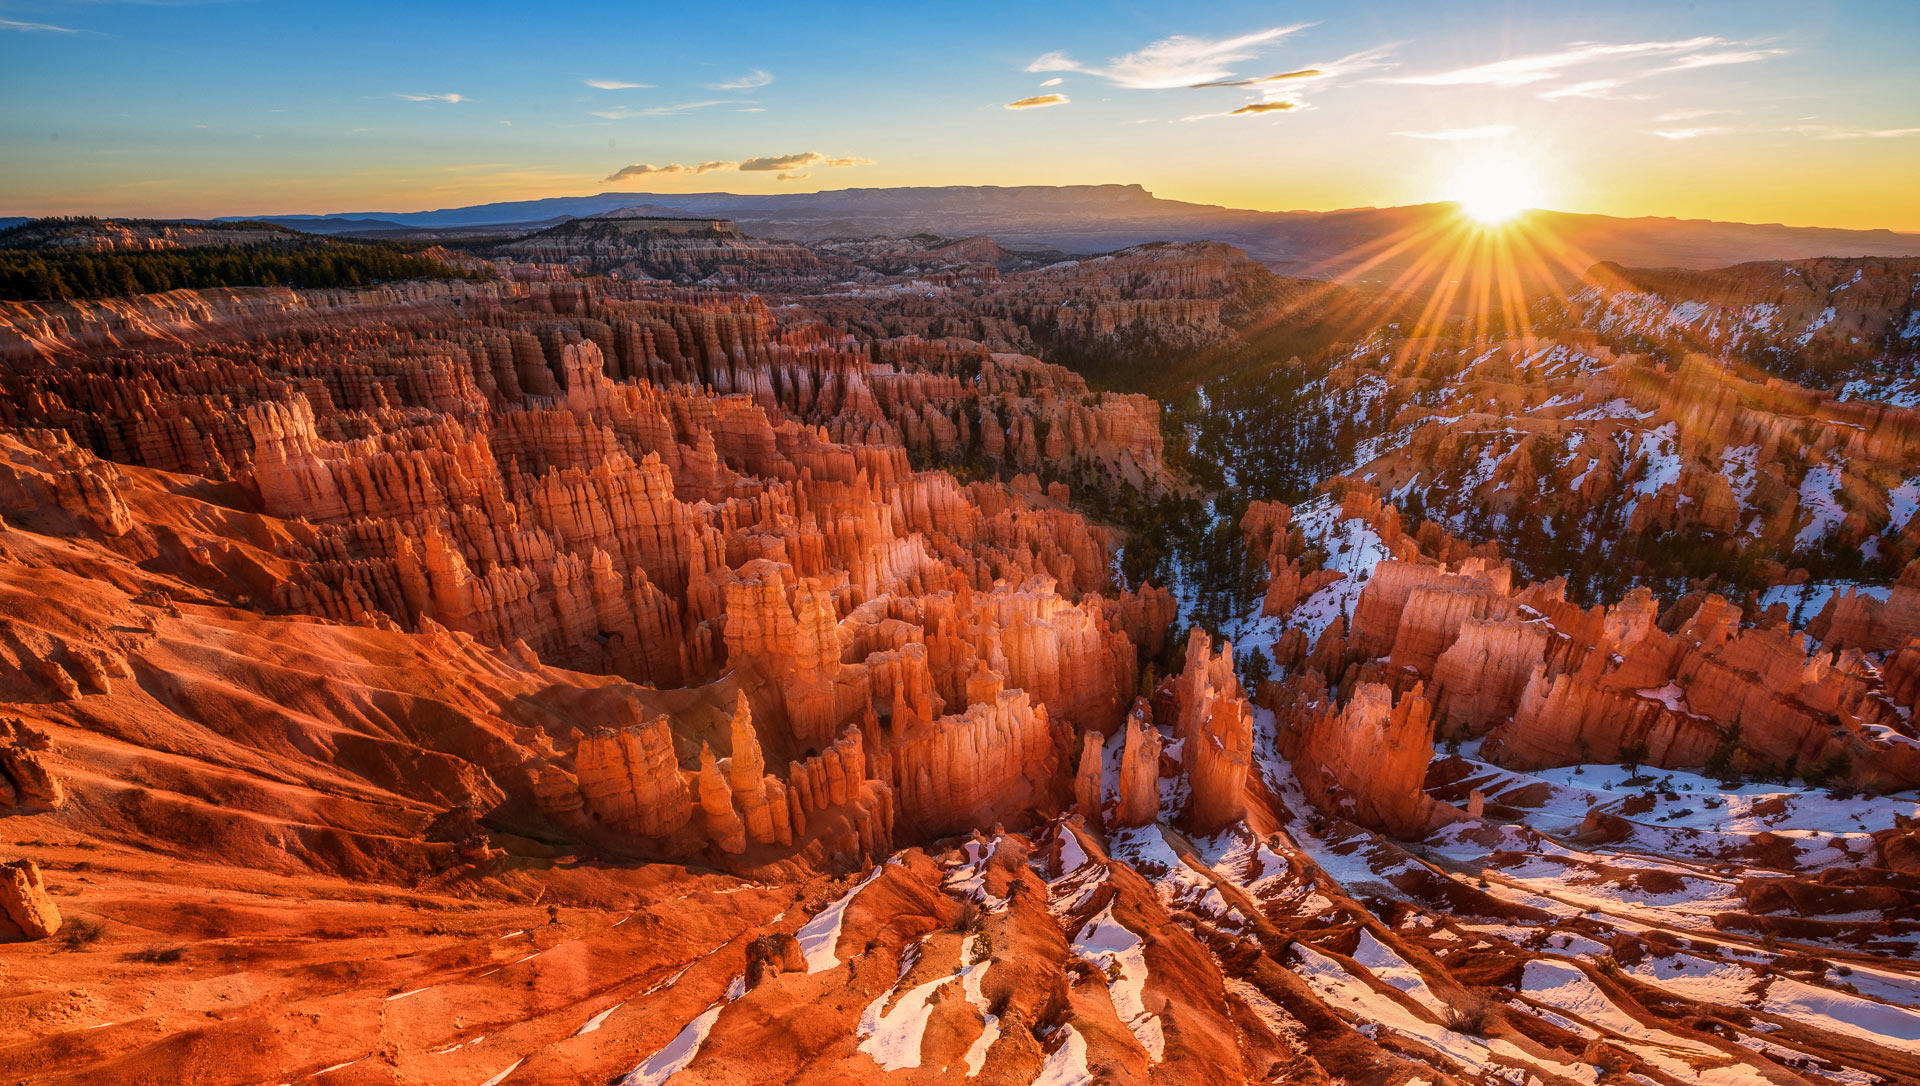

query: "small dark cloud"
left=1190, top=68, right=1323, bottom=88
left=738, top=152, right=823, bottom=172
left=1229, top=101, right=1299, bottom=115
left=605, top=163, right=688, bottom=180
left=607, top=153, right=869, bottom=181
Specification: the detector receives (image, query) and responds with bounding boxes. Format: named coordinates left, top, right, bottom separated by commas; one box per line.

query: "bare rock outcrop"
left=1282, top=680, right=1463, bottom=836
left=0, top=860, right=60, bottom=942
left=1166, top=628, right=1252, bottom=834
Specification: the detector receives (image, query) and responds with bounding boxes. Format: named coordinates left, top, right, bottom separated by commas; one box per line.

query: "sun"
left=1445, top=155, right=1544, bottom=226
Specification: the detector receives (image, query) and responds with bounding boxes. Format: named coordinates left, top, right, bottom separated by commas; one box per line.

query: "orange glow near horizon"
left=1445, top=155, right=1545, bottom=226
left=1218, top=184, right=1619, bottom=367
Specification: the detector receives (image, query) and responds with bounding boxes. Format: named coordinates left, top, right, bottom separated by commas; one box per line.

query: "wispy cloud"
left=1006, top=94, right=1069, bottom=110
left=1, top=18, right=86, bottom=32
left=1657, top=49, right=1786, bottom=73
left=1026, top=25, right=1310, bottom=89
left=1650, top=126, right=1730, bottom=140
left=708, top=69, right=773, bottom=91
left=396, top=93, right=464, bottom=103
left=1392, top=37, right=1722, bottom=87
left=1796, top=125, right=1920, bottom=140
left=1399, top=37, right=1788, bottom=105
left=1655, top=107, right=1737, bottom=122
left=604, top=152, right=871, bottom=182
left=1393, top=124, right=1514, bottom=140
left=1039, top=77, right=1063, bottom=87
left=591, top=100, right=732, bottom=119
left=777, top=171, right=809, bottom=181
left=1538, top=78, right=1626, bottom=101
left=584, top=78, right=652, bottom=90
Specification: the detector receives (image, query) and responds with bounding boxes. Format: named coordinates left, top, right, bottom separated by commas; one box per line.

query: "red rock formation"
left=1810, top=561, right=1920, bottom=652
left=1072, top=729, right=1104, bottom=827
left=1166, top=629, right=1252, bottom=834
left=1115, top=698, right=1163, bottom=828
left=0, top=717, right=64, bottom=811
left=1263, top=487, right=1920, bottom=798
left=0, top=860, right=60, bottom=941
left=571, top=707, right=695, bottom=842
left=1103, top=582, right=1177, bottom=659
left=1279, top=678, right=1463, bottom=836
left=1427, top=617, right=1550, bottom=736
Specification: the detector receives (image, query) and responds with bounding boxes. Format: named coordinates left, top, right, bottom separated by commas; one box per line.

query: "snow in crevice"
left=1071, top=905, right=1165, bottom=1061
left=1627, top=423, right=1683, bottom=499
left=855, top=938, right=953, bottom=1071
left=1717, top=444, right=1759, bottom=512
left=796, top=864, right=888, bottom=973
left=620, top=988, right=737, bottom=1086
left=1028, top=1023, right=1094, bottom=1086
left=1796, top=305, right=1839, bottom=346
left=1793, top=459, right=1849, bottom=550
left=1888, top=472, right=1920, bottom=535
left=1268, top=497, right=1393, bottom=645
left=959, top=933, right=1001, bottom=1076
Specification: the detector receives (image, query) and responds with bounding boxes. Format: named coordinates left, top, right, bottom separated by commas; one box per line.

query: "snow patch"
left=796, top=865, right=887, bottom=973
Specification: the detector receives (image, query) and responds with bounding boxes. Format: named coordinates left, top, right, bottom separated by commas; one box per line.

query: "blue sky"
left=2, top=0, right=1917, bottom=228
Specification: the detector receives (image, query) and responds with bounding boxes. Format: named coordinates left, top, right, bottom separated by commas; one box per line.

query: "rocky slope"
left=1550, top=258, right=1920, bottom=395
left=1173, top=263, right=1920, bottom=613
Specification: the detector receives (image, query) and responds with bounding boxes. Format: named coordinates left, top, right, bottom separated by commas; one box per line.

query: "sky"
left=2, top=0, right=1917, bottom=230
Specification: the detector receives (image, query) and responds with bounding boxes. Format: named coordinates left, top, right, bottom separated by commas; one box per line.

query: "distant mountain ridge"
left=254, top=184, right=1169, bottom=229
left=228, top=184, right=1920, bottom=294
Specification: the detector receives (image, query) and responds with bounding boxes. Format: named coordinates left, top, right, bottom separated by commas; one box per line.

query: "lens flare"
left=1447, top=156, right=1543, bottom=225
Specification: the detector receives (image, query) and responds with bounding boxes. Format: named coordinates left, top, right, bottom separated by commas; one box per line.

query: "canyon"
left=0, top=210, right=1917, bottom=1086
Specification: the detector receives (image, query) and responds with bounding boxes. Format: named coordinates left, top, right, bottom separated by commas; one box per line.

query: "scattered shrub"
left=971, top=930, right=994, bottom=963
left=60, top=918, right=105, bottom=950
left=955, top=900, right=982, bottom=933
left=129, top=946, right=186, bottom=964
left=1443, top=993, right=1498, bottom=1035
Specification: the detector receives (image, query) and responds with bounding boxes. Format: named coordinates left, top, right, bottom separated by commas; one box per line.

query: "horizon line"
left=8, top=184, right=1920, bottom=238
